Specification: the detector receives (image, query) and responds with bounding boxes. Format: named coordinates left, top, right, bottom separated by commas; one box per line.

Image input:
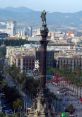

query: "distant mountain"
left=0, top=7, right=82, bottom=27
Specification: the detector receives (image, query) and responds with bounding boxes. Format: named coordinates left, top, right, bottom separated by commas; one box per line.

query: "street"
left=47, top=82, right=82, bottom=117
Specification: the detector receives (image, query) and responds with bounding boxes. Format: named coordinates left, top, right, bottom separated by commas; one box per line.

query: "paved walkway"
left=47, top=83, right=82, bottom=117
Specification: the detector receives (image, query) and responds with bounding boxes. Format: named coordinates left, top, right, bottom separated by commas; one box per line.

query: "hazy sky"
left=0, top=0, right=82, bottom=12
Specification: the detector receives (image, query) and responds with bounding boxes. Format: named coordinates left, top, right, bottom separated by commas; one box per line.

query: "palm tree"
left=13, top=98, right=23, bottom=116
left=17, top=73, right=26, bottom=90
left=7, top=65, right=20, bottom=80
left=0, top=112, right=5, bottom=117
left=0, top=79, right=7, bottom=91
left=8, top=114, right=18, bottom=117
left=65, top=104, right=75, bottom=114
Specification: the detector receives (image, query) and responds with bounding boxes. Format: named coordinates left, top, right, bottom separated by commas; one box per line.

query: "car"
left=2, top=106, right=13, bottom=111
left=0, top=93, right=5, bottom=98
left=3, top=109, right=13, bottom=114
left=69, top=114, right=75, bottom=117
left=1, top=99, right=8, bottom=106
left=2, top=106, right=11, bottom=110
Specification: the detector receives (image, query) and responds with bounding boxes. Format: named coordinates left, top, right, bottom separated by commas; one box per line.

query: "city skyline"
left=0, top=0, right=82, bottom=13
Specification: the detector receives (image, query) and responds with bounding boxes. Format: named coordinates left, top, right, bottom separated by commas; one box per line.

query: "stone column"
left=40, top=24, right=48, bottom=89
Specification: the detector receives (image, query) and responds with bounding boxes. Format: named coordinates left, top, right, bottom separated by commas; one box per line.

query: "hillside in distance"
left=0, top=7, right=82, bottom=27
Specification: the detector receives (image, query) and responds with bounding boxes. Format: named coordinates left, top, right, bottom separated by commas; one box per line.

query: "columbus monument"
left=27, top=10, right=55, bottom=117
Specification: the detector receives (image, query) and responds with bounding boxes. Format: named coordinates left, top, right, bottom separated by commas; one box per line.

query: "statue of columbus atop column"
left=41, top=10, right=46, bottom=25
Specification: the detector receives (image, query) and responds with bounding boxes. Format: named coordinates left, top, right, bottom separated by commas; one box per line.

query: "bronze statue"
left=41, top=10, right=46, bottom=25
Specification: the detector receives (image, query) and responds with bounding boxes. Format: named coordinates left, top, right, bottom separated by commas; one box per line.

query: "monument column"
left=27, top=10, right=55, bottom=117
left=40, top=10, right=48, bottom=89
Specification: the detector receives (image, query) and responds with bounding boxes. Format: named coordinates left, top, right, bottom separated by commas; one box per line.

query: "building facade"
left=6, top=20, right=16, bottom=36
left=6, top=46, right=35, bottom=73
left=0, top=20, right=16, bottom=37
left=57, top=56, right=82, bottom=71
